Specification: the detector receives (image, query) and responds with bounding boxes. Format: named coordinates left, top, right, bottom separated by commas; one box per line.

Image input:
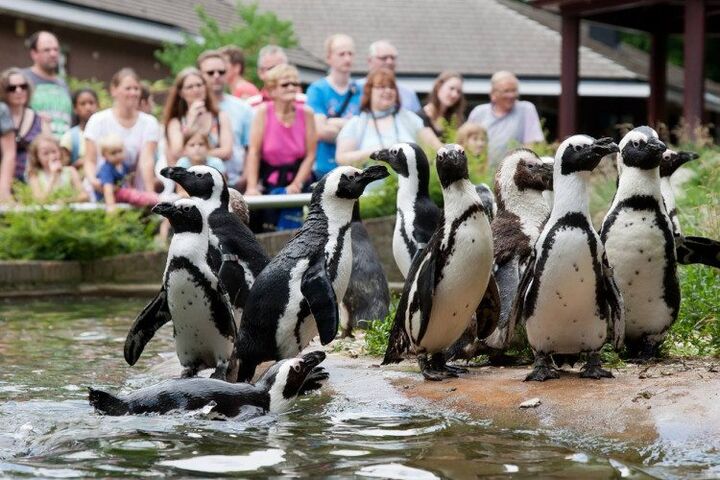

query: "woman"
left=163, top=67, right=232, bottom=167
left=419, top=71, right=466, bottom=142
left=83, top=68, right=160, bottom=193
left=0, top=68, right=46, bottom=182
left=0, top=101, right=16, bottom=202
left=336, top=68, right=440, bottom=167
left=245, top=64, right=316, bottom=196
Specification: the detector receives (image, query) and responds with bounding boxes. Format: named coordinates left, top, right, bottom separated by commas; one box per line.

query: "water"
left=0, top=297, right=716, bottom=478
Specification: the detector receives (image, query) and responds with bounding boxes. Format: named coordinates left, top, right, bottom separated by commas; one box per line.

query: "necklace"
left=370, top=110, right=399, bottom=149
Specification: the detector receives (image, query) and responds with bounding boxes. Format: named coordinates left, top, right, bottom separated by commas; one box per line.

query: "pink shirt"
left=261, top=102, right=307, bottom=186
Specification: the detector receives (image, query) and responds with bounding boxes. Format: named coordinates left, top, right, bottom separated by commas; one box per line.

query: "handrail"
left=244, top=193, right=312, bottom=210
left=0, top=203, right=132, bottom=214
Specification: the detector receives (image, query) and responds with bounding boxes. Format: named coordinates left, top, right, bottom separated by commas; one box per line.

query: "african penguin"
left=600, top=127, right=679, bottom=359
left=90, top=351, right=328, bottom=416
left=516, top=135, right=624, bottom=381
left=370, top=143, right=442, bottom=278
left=124, top=198, right=238, bottom=381
left=382, top=145, right=497, bottom=381
left=234, top=165, right=390, bottom=381
left=475, top=183, right=497, bottom=222
left=660, top=149, right=720, bottom=268
left=339, top=201, right=391, bottom=337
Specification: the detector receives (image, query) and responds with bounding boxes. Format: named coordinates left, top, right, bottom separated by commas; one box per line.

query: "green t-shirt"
left=23, top=68, right=72, bottom=138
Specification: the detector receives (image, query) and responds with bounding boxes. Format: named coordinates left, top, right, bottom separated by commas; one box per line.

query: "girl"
left=61, top=88, right=99, bottom=166
left=27, top=133, right=87, bottom=203
left=176, top=128, right=226, bottom=175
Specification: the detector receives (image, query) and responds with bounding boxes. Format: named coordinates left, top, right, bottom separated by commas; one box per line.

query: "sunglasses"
left=279, top=81, right=300, bottom=88
left=203, top=69, right=226, bottom=77
left=6, top=83, right=29, bottom=93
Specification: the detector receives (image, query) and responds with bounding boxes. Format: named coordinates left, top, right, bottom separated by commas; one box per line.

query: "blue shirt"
left=220, top=94, right=254, bottom=185
left=306, top=78, right=362, bottom=176
left=176, top=156, right=226, bottom=174
left=97, top=162, right=128, bottom=192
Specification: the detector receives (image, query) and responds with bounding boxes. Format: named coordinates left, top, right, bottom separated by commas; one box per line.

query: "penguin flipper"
left=124, top=289, right=171, bottom=366
left=88, top=387, right=129, bottom=416
left=218, top=259, right=251, bottom=309
left=475, top=274, right=501, bottom=340
left=601, top=252, right=625, bottom=350
left=676, top=235, right=720, bottom=268
left=382, top=292, right=412, bottom=365
left=301, top=258, right=339, bottom=345
left=511, top=251, right=536, bottom=327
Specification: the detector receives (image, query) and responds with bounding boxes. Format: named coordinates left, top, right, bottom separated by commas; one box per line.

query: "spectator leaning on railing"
left=0, top=101, right=16, bottom=202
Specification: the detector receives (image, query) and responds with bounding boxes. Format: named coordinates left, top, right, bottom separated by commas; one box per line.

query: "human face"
left=368, top=42, right=398, bottom=72
left=327, top=37, right=355, bottom=74
left=199, top=57, right=228, bottom=98
left=466, top=134, right=486, bottom=157
left=490, top=77, right=519, bottom=113
left=258, top=52, right=287, bottom=82
left=180, top=74, right=207, bottom=104
left=271, top=75, right=300, bottom=103
left=370, top=81, right=397, bottom=112
left=111, top=75, right=141, bottom=111
left=5, top=74, right=30, bottom=108
left=103, top=145, right=125, bottom=166
left=37, top=139, right=61, bottom=169
left=437, top=76, right=463, bottom=109
left=74, top=91, right=98, bottom=122
left=184, top=134, right=209, bottom=163
left=31, top=33, right=61, bottom=75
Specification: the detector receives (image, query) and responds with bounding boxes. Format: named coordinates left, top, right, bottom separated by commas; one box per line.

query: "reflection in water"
left=0, top=297, right=714, bottom=478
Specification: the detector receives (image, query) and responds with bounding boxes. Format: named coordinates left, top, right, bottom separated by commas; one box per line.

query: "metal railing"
left=244, top=193, right=312, bottom=210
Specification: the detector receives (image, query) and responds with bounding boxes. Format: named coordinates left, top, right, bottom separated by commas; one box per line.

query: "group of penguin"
left=89, top=125, right=720, bottom=417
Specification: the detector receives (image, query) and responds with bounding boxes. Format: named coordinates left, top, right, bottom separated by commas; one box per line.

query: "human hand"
left=49, top=159, right=63, bottom=174
left=285, top=183, right=301, bottom=194
left=245, top=186, right=262, bottom=196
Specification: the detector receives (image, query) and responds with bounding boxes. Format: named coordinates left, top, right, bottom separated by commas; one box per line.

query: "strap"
left=222, top=253, right=240, bottom=263
left=328, top=83, right=356, bottom=119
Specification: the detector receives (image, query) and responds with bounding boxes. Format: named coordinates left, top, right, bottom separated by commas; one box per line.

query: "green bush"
left=0, top=208, right=160, bottom=261
left=364, top=298, right=398, bottom=356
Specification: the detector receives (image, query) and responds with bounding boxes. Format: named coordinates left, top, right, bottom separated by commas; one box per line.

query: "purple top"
left=261, top=102, right=306, bottom=185
left=15, top=111, right=43, bottom=180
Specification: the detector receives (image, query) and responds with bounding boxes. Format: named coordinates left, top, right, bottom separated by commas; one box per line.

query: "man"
left=361, top=40, right=421, bottom=113
left=220, top=45, right=260, bottom=100
left=246, top=45, right=306, bottom=108
left=197, top=49, right=254, bottom=189
left=468, top=70, right=544, bottom=166
left=306, top=34, right=362, bottom=178
left=22, top=31, right=72, bottom=138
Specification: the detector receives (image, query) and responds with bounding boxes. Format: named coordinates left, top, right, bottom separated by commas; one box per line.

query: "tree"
left=155, top=2, right=297, bottom=84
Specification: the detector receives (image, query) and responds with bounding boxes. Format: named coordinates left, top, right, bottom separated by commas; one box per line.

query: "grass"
left=363, top=297, right=398, bottom=357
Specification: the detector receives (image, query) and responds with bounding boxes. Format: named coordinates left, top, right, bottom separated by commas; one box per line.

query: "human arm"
left=419, top=126, right=442, bottom=151
left=165, top=118, right=184, bottom=167
left=208, top=111, right=233, bottom=161
left=314, top=114, right=345, bottom=142
left=521, top=102, right=545, bottom=145
left=244, top=104, right=266, bottom=196
left=138, top=140, right=158, bottom=192
left=0, top=131, right=16, bottom=202
left=68, top=166, right=88, bottom=202
left=103, top=183, right=117, bottom=212
left=82, top=138, right=101, bottom=191
left=287, top=107, right=317, bottom=194
left=28, top=161, right=63, bottom=203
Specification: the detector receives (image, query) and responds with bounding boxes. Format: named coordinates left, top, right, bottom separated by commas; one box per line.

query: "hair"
left=426, top=70, right=465, bottom=126
left=324, top=33, right=354, bottom=58
left=360, top=67, right=400, bottom=113
left=139, top=83, right=152, bottom=103
left=162, top=67, right=219, bottom=129
left=25, top=30, right=56, bottom=51
left=183, top=127, right=210, bottom=147
left=196, top=49, right=225, bottom=69
left=98, top=133, right=124, bottom=154
left=264, top=64, right=300, bottom=90
left=27, top=133, right=60, bottom=175
left=490, top=70, right=518, bottom=92
left=110, top=68, right=140, bottom=89
left=258, top=45, right=287, bottom=65
left=0, top=68, right=34, bottom=105
left=368, top=39, right=396, bottom=58
left=72, top=87, right=98, bottom=107
left=456, top=122, right=487, bottom=147
left=220, top=45, right=246, bottom=71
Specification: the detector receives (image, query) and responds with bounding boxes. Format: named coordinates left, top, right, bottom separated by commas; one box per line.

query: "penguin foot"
left=418, top=354, right=457, bottom=381
left=210, top=360, right=230, bottom=381
left=421, top=368, right=458, bottom=381
left=181, top=365, right=200, bottom=378
left=524, top=365, right=559, bottom=382
left=445, top=363, right=469, bottom=375
left=579, top=364, right=614, bottom=379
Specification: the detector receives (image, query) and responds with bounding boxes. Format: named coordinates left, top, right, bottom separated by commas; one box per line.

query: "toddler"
left=27, top=134, right=87, bottom=203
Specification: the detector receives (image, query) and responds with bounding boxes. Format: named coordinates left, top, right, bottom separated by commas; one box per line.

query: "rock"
left=519, top=398, right=541, bottom=409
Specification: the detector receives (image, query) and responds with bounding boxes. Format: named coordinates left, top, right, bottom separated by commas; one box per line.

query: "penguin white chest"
left=392, top=215, right=414, bottom=278
left=331, top=228, right=354, bottom=301
left=526, top=228, right=607, bottom=354
left=604, top=208, right=675, bottom=338
left=166, top=269, right=234, bottom=368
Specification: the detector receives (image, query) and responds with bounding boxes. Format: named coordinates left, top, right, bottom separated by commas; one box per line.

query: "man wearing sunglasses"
left=197, top=49, right=254, bottom=190
left=22, top=31, right=71, bottom=139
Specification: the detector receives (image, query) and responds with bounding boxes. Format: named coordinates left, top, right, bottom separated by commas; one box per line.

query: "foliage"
left=155, top=2, right=297, bottom=84
left=363, top=297, right=398, bottom=356
left=0, top=208, right=160, bottom=261
left=66, top=76, right=112, bottom=110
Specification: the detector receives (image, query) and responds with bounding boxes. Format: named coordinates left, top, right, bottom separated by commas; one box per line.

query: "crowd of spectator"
left=0, top=30, right=546, bottom=232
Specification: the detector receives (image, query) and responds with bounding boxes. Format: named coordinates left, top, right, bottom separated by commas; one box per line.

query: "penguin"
left=90, top=351, right=328, bottom=416
left=475, top=183, right=497, bottom=222
left=516, top=135, right=624, bottom=381
left=124, top=198, right=238, bottom=381
left=600, top=127, right=679, bottom=359
left=339, top=201, right=391, bottom=337
left=234, top=165, right=390, bottom=382
left=228, top=187, right=250, bottom=225
left=660, top=149, right=720, bottom=268
left=382, top=145, right=498, bottom=381
left=370, top=143, right=441, bottom=278
left=161, top=165, right=269, bottom=310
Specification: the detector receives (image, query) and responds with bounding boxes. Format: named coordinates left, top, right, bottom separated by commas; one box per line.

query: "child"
left=96, top=133, right=168, bottom=211
left=27, top=134, right=88, bottom=203
left=176, top=128, right=226, bottom=174
left=60, top=88, right=99, bottom=166
left=456, top=122, right=489, bottom=174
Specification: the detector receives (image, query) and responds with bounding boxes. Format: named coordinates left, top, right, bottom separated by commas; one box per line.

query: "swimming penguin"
left=382, top=145, right=497, bottom=381
left=601, top=127, right=678, bottom=360
left=124, top=198, right=238, bottom=380
left=234, top=165, right=390, bottom=382
left=370, top=143, right=441, bottom=278
left=161, top=165, right=269, bottom=309
left=516, top=135, right=624, bottom=381
left=339, top=201, right=391, bottom=337
left=90, top=351, right=328, bottom=416
left=660, top=149, right=720, bottom=268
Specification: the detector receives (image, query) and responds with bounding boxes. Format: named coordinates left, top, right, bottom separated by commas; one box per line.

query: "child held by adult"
left=27, top=133, right=87, bottom=203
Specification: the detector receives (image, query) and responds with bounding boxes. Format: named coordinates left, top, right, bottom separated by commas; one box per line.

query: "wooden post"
left=683, top=0, right=706, bottom=138
left=648, top=31, right=667, bottom=128
left=559, top=13, right=579, bottom=139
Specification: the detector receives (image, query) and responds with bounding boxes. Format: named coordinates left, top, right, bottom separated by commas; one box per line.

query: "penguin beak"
left=647, top=137, right=667, bottom=155
left=351, top=165, right=390, bottom=194
left=590, top=137, right=619, bottom=158
left=160, top=166, right=188, bottom=181
left=660, top=149, right=698, bottom=177
left=539, top=161, right=554, bottom=190
left=369, top=148, right=399, bottom=171
left=151, top=202, right=175, bottom=218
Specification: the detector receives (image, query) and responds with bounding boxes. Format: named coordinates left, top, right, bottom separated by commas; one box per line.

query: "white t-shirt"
left=84, top=109, right=160, bottom=171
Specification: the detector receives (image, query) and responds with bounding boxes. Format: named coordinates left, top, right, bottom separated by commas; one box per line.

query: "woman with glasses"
left=336, top=68, right=440, bottom=168
left=0, top=67, right=47, bottom=182
left=163, top=67, right=232, bottom=167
